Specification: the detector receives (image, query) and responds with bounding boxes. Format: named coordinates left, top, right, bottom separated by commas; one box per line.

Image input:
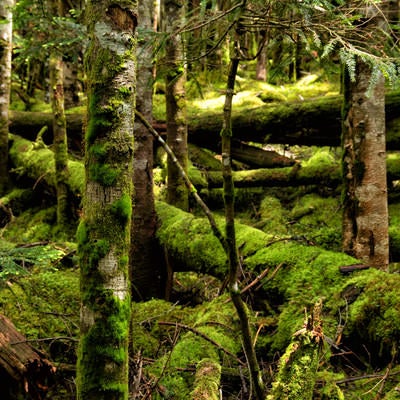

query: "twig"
left=11, top=336, right=78, bottom=345
left=240, top=266, right=270, bottom=295
left=134, top=110, right=227, bottom=251
left=158, top=321, right=245, bottom=366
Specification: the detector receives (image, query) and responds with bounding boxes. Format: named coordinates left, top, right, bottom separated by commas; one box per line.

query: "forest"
left=1, top=0, right=400, bottom=399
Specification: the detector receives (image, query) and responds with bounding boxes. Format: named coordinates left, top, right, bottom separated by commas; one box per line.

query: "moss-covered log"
left=266, top=302, right=323, bottom=400
left=9, top=110, right=83, bottom=146
left=190, top=359, right=221, bottom=400
left=8, top=134, right=84, bottom=196
left=154, top=200, right=358, bottom=277
left=9, top=91, right=400, bottom=150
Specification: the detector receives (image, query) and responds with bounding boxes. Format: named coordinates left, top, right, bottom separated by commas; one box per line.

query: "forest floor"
left=2, top=72, right=400, bottom=399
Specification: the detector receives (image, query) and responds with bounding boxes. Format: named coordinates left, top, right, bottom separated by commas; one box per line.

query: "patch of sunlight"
left=193, top=90, right=264, bottom=111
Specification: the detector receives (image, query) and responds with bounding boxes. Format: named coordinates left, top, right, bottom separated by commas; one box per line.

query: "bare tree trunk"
left=221, top=36, right=265, bottom=400
left=130, top=0, right=164, bottom=301
left=163, top=0, right=189, bottom=211
left=49, top=0, right=70, bottom=228
left=0, top=0, right=13, bottom=196
left=342, top=61, right=389, bottom=269
left=76, top=2, right=137, bottom=399
left=255, top=46, right=267, bottom=81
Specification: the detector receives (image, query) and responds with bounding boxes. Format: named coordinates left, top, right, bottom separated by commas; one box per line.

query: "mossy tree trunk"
left=342, top=62, right=389, bottom=269
left=130, top=0, right=164, bottom=301
left=163, top=0, right=189, bottom=211
left=49, top=0, right=70, bottom=228
left=0, top=0, right=13, bottom=196
left=76, top=2, right=137, bottom=399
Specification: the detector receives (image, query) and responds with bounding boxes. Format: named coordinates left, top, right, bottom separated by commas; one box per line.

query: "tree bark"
left=0, top=314, right=56, bottom=400
left=0, top=0, right=13, bottom=195
left=49, top=0, right=70, bottom=228
left=342, top=62, right=389, bottom=269
left=220, top=52, right=265, bottom=400
left=76, top=2, right=137, bottom=399
left=130, top=0, right=164, bottom=301
left=163, top=0, right=189, bottom=210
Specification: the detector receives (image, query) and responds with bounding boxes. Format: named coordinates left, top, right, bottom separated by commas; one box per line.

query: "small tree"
left=48, top=0, right=70, bottom=228
left=163, top=0, right=189, bottom=211
left=341, top=1, right=394, bottom=269
left=130, top=0, right=164, bottom=300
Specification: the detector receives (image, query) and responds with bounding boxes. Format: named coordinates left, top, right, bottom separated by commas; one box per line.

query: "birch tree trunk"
left=342, top=62, right=389, bottom=269
left=130, top=0, right=164, bottom=301
left=76, top=2, right=137, bottom=399
left=163, top=0, right=189, bottom=211
left=0, top=0, right=13, bottom=196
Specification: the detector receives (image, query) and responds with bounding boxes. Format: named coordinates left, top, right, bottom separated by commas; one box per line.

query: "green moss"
left=316, top=370, right=345, bottom=400
left=141, top=295, right=240, bottom=399
left=3, top=206, right=56, bottom=243
left=191, top=358, right=221, bottom=400
left=76, top=220, right=88, bottom=245
left=267, top=327, right=320, bottom=400
left=0, top=267, right=79, bottom=346
left=77, top=294, right=130, bottom=395
left=343, top=269, right=400, bottom=362
left=90, top=142, right=109, bottom=159
left=110, top=193, right=132, bottom=225
left=89, top=162, right=120, bottom=186
left=85, top=94, right=113, bottom=145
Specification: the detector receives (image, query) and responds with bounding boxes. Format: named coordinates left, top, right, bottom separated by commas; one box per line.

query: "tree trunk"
left=76, top=2, right=137, bottom=399
left=220, top=52, right=265, bottom=400
left=49, top=0, right=70, bottom=228
left=163, top=0, right=189, bottom=211
left=342, top=62, right=389, bottom=269
left=0, top=0, right=13, bottom=195
left=130, top=0, right=164, bottom=301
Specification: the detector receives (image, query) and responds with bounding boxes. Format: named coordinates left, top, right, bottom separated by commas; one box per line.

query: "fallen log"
left=8, top=91, right=400, bottom=151
left=8, top=135, right=400, bottom=203
left=0, top=314, right=55, bottom=399
left=154, top=200, right=358, bottom=279
left=8, top=134, right=84, bottom=196
left=188, top=91, right=400, bottom=149
left=202, top=154, right=400, bottom=189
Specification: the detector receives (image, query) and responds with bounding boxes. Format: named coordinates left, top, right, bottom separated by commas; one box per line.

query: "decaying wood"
left=0, top=314, right=55, bottom=399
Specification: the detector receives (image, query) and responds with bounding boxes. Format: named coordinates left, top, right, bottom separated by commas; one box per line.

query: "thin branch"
left=134, top=110, right=227, bottom=251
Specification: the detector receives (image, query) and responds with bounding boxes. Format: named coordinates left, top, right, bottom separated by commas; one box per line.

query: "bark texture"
left=76, top=2, right=137, bottom=399
left=342, top=62, right=389, bottom=269
left=130, top=0, right=164, bottom=301
left=49, top=0, right=70, bottom=228
left=0, top=0, right=13, bottom=195
left=163, top=0, right=189, bottom=210
left=0, top=314, right=56, bottom=400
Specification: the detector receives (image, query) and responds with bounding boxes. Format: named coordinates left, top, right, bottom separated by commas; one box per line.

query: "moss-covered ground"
left=3, top=74, right=400, bottom=399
